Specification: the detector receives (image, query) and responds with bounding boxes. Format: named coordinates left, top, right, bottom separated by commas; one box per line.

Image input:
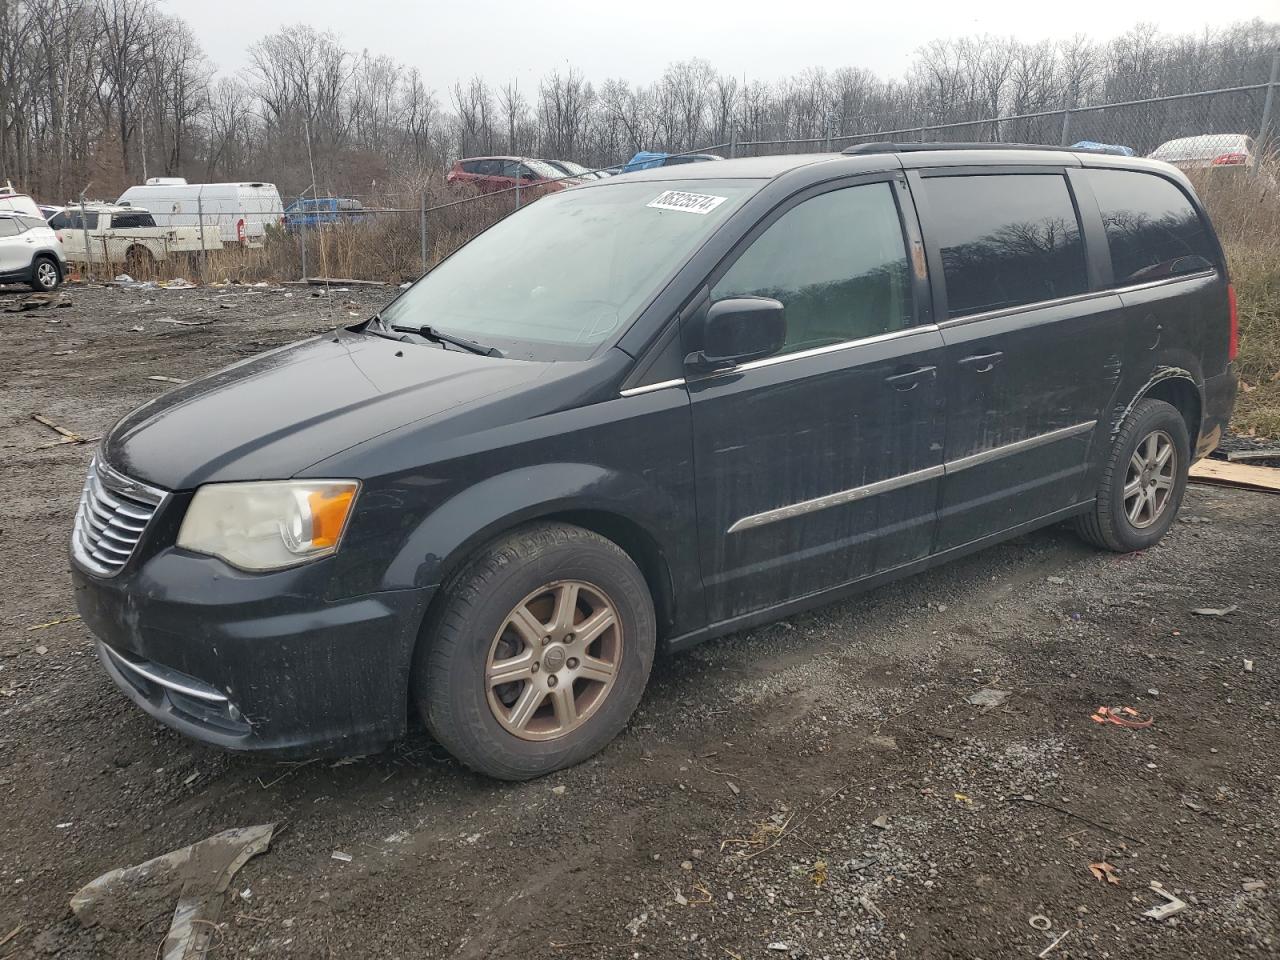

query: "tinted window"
left=712, top=182, right=913, bottom=354
left=460, top=160, right=482, bottom=174
left=0, top=218, right=19, bottom=238
left=1082, top=169, right=1216, bottom=284
left=923, top=174, right=1087, bottom=318
left=110, top=212, right=156, bottom=229
left=49, top=210, right=98, bottom=230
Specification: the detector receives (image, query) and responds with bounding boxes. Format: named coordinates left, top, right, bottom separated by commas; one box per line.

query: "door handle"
left=884, top=365, right=937, bottom=391
left=958, top=351, right=1004, bottom=373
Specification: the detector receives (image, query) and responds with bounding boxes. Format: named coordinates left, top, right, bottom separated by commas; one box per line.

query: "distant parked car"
left=37, top=204, right=64, bottom=221
left=1148, top=134, right=1260, bottom=171
left=544, top=159, right=607, bottom=180
left=0, top=181, right=44, bottom=219
left=49, top=203, right=221, bottom=272
left=446, top=157, right=581, bottom=196
left=622, top=151, right=724, bottom=173
left=0, top=211, right=66, bottom=291
left=284, top=197, right=366, bottom=232
left=116, top=179, right=283, bottom=247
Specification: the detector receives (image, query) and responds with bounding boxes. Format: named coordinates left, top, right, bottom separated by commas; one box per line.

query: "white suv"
left=0, top=212, right=66, bottom=291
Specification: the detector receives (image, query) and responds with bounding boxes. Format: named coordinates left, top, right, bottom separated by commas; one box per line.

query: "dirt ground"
left=1, top=282, right=1277, bottom=960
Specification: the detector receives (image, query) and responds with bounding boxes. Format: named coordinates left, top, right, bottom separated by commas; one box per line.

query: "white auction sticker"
left=647, top=190, right=728, bottom=215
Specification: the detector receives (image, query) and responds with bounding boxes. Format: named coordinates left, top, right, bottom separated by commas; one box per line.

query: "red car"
left=446, top=156, right=582, bottom=196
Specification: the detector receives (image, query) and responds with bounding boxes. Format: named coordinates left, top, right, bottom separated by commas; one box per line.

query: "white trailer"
left=116, top=179, right=283, bottom=247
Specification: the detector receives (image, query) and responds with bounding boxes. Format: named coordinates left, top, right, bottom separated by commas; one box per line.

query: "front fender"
left=381, top=461, right=693, bottom=598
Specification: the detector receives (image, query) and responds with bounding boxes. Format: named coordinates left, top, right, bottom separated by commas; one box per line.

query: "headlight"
left=177, top=480, right=359, bottom=572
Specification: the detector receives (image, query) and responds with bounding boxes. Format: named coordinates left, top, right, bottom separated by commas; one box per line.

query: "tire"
left=1075, top=398, right=1190, bottom=552
left=413, top=522, right=656, bottom=780
left=123, top=246, right=154, bottom=277
left=29, top=256, right=61, bottom=292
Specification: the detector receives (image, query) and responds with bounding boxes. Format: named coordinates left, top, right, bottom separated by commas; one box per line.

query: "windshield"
left=378, top=178, right=758, bottom=360
left=524, top=159, right=567, bottom=179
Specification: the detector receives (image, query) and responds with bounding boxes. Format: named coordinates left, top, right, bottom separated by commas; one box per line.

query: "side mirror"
left=688, top=297, right=786, bottom=371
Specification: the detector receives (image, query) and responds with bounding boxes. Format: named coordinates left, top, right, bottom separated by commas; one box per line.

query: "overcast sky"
left=166, top=0, right=1276, bottom=92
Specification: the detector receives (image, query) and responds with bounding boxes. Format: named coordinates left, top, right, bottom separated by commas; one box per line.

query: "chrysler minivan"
left=71, top=143, right=1237, bottom=779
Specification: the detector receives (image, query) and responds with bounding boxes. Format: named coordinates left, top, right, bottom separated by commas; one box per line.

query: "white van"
left=116, top=179, right=283, bottom=247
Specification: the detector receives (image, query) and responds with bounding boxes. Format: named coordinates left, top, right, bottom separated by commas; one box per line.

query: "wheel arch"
left=1116, top=367, right=1202, bottom=450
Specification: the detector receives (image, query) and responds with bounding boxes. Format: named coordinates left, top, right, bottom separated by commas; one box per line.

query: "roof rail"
left=841, top=141, right=1066, bottom=155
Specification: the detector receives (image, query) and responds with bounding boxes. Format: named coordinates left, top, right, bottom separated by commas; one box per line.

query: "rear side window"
left=712, top=182, right=913, bottom=354
left=110, top=212, right=156, bottom=229
left=0, top=218, right=19, bottom=238
left=1081, top=169, right=1217, bottom=285
left=922, top=174, right=1088, bottom=318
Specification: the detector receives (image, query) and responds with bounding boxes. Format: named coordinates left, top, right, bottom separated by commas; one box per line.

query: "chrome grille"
left=72, top=458, right=167, bottom=577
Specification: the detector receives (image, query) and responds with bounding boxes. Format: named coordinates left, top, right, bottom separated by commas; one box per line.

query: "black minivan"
left=71, top=144, right=1237, bottom=779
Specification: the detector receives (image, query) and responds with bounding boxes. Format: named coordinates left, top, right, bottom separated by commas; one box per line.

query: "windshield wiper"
left=388, top=321, right=503, bottom=358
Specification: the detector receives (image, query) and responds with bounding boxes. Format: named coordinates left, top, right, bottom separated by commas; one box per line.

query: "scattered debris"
left=1038, top=929, right=1071, bottom=958
left=1242, top=880, right=1267, bottom=892
left=966, top=688, right=1011, bottom=709
left=550, top=785, right=567, bottom=796
left=871, top=814, right=890, bottom=830
left=0, top=924, right=24, bottom=949
left=1244, top=658, right=1255, bottom=673
left=1089, top=861, right=1120, bottom=885
left=1142, top=881, right=1188, bottom=921
left=953, top=792, right=974, bottom=806
left=842, top=855, right=878, bottom=872
left=726, top=781, right=740, bottom=796
left=1091, top=706, right=1154, bottom=728
left=1046, top=576, right=1067, bottom=585
left=35, top=644, right=48, bottom=655
left=152, top=317, right=212, bottom=326
left=1029, top=914, right=1052, bottom=930
left=31, top=413, right=99, bottom=448
left=301, top=277, right=386, bottom=287
left=858, top=893, right=886, bottom=921
left=330, top=851, right=352, bottom=863
left=183, top=771, right=200, bottom=786
left=1005, top=795, right=1144, bottom=845
left=810, top=859, right=827, bottom=887
left=28, top=613, right=80, bottom=631
left=1181, top=796, right=1205, bottom=813
left=1191, top=604, right=1238, bottom=617
left=70, top=823, right=275, bottom=960
left=624, top=913, right=647, bottom=936
left=767, top=942, right=790, bottom=952
left=1179, top=514, right=1213, bottom=524
left=148, top=375, right=186, bottom=385
left=1188, top=459, right=1280, bottom=493
left=1225, top=447, right=1280, bottom=462
left=4, top=292, right=70, bottom=312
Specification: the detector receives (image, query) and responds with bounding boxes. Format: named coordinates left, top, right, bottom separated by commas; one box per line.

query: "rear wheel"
left=123, top=245, right=154, bottom=277
left=1075, top=398, right=1190, bottom=552
left=30, top=256, right=61, bottom=291
left=413, top=522, right=656, bottom=780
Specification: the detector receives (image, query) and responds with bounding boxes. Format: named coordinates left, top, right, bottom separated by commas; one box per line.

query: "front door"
left=687, top=177, right=946, bottom=624
left=912, top=170, right=1122, bottom=551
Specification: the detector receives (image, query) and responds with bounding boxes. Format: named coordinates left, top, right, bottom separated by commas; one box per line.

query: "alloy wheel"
left=485, top=580, right=623, bottom=741
left=36, top=261, right=58, bottom=289
left=1123, top=429, right=1176, bottom=528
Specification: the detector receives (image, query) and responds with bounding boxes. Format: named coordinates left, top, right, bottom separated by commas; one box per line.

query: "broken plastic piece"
left=1142, top=881, right=1188, bottom=921
left=1091, top=706, right=1154, bottom=728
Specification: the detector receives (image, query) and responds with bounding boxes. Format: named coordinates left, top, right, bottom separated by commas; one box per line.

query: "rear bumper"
left=72, top=550, right=433, bottom=758
left=1197, top=367, right=1238, bottom=458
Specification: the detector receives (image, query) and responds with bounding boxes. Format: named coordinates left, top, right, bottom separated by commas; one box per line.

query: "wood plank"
left=1189, top=458, right=1280, bottom=493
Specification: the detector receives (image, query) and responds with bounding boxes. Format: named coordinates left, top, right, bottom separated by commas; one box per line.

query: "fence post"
left=1059, top=105, right=1074, bottom=147
left=824, top=116, right=833, bottom=152
left=419, top=191, right=428, bottom=274
left=78, top=193, right=92, bottom=282
left=299, top=210, right=307, bottom=282
left=514, top=159, right=522, bottom=211
left=729, top=127, right=738, bottom=159
left=196, top=187, right=208, bottom=281
left=1260, top=49, right=1280, bottom=151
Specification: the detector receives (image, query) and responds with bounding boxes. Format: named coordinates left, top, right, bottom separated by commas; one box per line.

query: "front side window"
left=711, top=182, right=913, bottom=354
left=378, top=178, right=758, bottom=360
left=1082, top=169, right=1217, bottom=285
left=923, top=174, right=1088, bottom=318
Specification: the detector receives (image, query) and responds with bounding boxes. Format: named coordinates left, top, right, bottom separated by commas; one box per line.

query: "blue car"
left=622, top=151, right=723, bottom=173
left=283, top=197, right=366, bottom=231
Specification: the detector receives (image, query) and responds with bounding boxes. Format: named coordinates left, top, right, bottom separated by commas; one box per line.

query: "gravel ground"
left=1, top=283, right=1277, bottom=960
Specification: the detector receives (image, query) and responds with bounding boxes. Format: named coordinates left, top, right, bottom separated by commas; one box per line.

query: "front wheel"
left=413, top=522, right=656, bottom=780
left=1075, top=398, right=1190, bottom=552
left=30, top=256, right=61, bottom=291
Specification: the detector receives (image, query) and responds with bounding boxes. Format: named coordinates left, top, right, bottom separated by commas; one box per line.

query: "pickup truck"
left=48, top=204, right=223, bottom=272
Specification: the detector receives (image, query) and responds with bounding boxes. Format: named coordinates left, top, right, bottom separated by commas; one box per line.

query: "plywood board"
left=1188, top=458, right=1280, bottom=493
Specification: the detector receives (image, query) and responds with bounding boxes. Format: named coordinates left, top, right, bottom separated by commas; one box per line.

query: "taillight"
left=1227, top=283, right=1239, bottom=361
left=1212, top=152, right=1247, bottom=166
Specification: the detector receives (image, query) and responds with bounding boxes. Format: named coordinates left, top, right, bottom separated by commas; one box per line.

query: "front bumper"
left=72, top=549, right=433, bottom=758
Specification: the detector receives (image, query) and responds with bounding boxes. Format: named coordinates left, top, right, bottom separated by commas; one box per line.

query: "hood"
left=105, top=327, right=551, bottom=489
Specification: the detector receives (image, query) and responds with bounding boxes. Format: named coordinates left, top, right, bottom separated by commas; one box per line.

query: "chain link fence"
left=56, top=60, right=1280, bottom=286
